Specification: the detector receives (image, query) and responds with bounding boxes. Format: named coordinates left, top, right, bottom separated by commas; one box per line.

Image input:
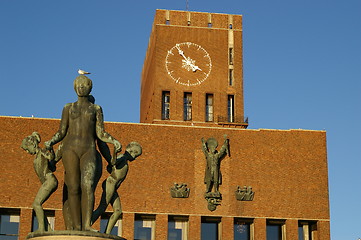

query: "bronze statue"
left=54, top=138, right=111, bottom=230
left=92, top=142, right=142, bottom=234
left=45, top=75, right=121, bottom=231
left=201, top=135, right=229, bottom=194
left=21, top=132, right=58, bottom=232
left=201, top=135, right=229, bottom=211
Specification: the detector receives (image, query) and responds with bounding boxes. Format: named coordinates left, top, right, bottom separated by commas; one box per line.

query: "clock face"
left=165, top=42, right=212, bottom=86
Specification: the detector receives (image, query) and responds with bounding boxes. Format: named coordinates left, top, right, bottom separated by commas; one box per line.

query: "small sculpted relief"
left=170, top=183, right=190, bottom=198
left=235, top=186, right=255, bottom=201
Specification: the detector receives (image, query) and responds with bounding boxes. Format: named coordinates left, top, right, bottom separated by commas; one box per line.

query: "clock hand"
left=176, top=45, right=194, bottom=65
left=176, top=45, right=202, bottom=72
left=192, top=65, right=202, bottom=72
left=177, top=48, right=189, bottom=63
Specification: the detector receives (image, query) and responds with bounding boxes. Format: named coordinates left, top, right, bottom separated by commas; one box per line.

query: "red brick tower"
left=140, top=10, right=248, bottom=128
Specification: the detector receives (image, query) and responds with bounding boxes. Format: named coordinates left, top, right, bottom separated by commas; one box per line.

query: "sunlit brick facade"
left=0, top=9, right=330, bottom=240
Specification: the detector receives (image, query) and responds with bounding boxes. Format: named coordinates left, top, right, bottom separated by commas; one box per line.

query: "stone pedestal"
left=27, top=231, right=126, bottom=240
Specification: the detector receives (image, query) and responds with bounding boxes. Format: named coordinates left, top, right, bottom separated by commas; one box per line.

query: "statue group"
left=21, top=74, right=142, bottom=235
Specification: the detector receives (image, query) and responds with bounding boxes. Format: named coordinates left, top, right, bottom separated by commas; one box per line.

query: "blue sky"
left=0, top=1, right=360, bottom=239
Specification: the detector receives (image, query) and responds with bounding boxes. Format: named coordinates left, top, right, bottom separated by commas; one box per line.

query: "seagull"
left=78, top=69, right=91, bottom=75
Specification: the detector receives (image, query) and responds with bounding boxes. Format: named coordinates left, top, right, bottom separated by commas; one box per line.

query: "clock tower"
left=140, top=9, right=248, bottom=128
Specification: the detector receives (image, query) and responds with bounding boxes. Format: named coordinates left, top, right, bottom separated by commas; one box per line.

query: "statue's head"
left=126, top=142, right=142, bottom=160
left=206, top=138, right=218, bottom=153
left=21, top=132, right=40, bottom=155
left=74, top=75, right=92, bottom=97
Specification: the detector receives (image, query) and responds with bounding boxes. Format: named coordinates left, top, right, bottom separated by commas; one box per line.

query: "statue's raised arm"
left=218, top=134, right=229, bottom=158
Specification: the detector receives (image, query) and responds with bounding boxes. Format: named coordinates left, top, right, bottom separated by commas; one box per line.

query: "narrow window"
left=229, top=69, right=234, bottom=86
left=0, top=209, right=20, bottom=240
left=228, top=95, right=235, bottom=122
left=166, top=20, right=170, bottom=25
left=162, top=91, right=170, bottom=120
left=183, top=92, right=192, bottom=121
left=298, top=221, right=317, bottom=240
left=205, top=94, right=214, bottom=122
left=134, top=214, right=156, bottom=240
left=187, top=21, right=191, bottom=26
left=208, top=23, right=212, bottom=28
left=229, top=24, right=233, bottom=29
left=32, top=210, right=55, bottom=232
left=168, top=216, right=189, bottom=240
left=100, top=213, right=122, bottom=236
left=229, top=48, right=233, bottom=65
left=234, top=218, right=253, bottom=240
left=266, top=220, right=286, bottom=240
left=201, top=217, right=221, bottom=240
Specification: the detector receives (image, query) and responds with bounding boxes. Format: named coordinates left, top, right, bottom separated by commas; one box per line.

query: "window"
left=229, top=24, right=233, bottom=29
left=32, top=210, right=55, bottom=232
left=229, top=69, right=234, bottom=86
left=134, top=214, right=155, bottom=240
left=229, top=48, right=234, bottom=65
left=0, top=210, right=20, bottom=240
left=168, top=216, right=188, bottom=240
left=183, top=93, right=192, bottom=121
left=208, top=23, right=212, bottom=28
left=201, top=217, right=221, bottom=240
left=162, top=91, right=170, bottom=120
left=166, top=20, right=170, bottom=25
left=227, top=95, right=235, bottom=122
left=205, top=94, right=214, bottom=122
left=298, top=221, right=317, bottom=240
left=234, top=218, right=253, bottom=240
left=266, top=220, right=285, bottom=240
left=100, top=214, right=122, bottom=236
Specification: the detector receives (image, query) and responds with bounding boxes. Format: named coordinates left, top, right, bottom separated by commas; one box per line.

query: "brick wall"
left=0, top=116, right=329, bottom=239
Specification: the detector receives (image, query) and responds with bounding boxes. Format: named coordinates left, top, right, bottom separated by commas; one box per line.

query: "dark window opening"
left=162, top=91, right=170, bottom=120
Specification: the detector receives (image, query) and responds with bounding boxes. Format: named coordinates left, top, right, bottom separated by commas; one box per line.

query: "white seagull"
left=78, top=69, right=91, bottom=75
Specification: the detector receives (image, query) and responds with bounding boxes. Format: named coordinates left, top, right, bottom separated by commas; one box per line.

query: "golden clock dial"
left=165, top=42, right=212, bottom=86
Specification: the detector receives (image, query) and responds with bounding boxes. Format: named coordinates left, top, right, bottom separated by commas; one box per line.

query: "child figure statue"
left=21, top=132, right=58, bottom=232
left=201, top=134, right=229, bottom=194
left=92, top=142, right=142, bottom=234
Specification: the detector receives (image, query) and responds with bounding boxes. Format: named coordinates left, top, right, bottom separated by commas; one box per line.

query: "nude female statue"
left=45, top=75, right=121, bottom=231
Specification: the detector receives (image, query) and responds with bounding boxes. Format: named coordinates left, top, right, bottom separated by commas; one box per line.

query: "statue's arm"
left=45, top=105, right=70, bottom=149
left=54, top=143, right=63, bottom=163
left=201, top=138, right=208, bottom=155
left=97, top=138, right=112, bottom=164
left=95, top=105, right=122, bottom=153
left=218, top=137, right=229, bottom=158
